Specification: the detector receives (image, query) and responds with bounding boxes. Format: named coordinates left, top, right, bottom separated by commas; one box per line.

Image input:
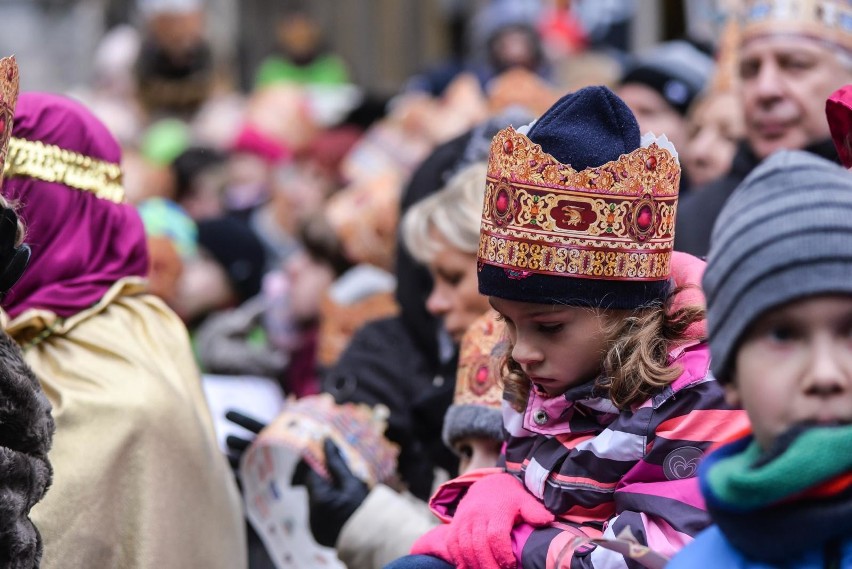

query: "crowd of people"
left=2, top=0, right=852, bottom=567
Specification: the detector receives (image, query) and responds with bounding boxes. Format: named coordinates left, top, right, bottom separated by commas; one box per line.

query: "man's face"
left=740, top=35, right=852, bottom=159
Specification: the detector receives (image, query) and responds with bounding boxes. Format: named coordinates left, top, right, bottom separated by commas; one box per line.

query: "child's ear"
left=724, top=382, right=742, bottom=409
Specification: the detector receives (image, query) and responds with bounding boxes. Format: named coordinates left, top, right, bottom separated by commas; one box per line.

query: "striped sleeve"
left=521, top=378, right=749, bottom=569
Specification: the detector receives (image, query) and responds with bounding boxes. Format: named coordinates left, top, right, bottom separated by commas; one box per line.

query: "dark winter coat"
left=322, top=316, right=458, bottom=501
left=674, top=139, right=840, bottom=258
left=0, top=329, right=54, bottom=569
left=322, top=132, right=473, bottom=500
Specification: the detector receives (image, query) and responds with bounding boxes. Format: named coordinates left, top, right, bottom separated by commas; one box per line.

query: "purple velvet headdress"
left=1, top=93, right=149, bottom=318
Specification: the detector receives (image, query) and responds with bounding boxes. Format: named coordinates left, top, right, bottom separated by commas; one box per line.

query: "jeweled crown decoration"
left=0, top=57, right=19, bottom=191
left=740, top=0, right=852, bottom=52
left=454, top=313, right=506, bottom=408
left=478, top=127, right=680, bottom=281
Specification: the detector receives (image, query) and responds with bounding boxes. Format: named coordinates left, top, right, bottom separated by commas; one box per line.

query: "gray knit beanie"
left=703, top=150, right=852, bottom=382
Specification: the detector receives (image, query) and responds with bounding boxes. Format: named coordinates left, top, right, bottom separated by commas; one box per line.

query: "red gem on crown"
left=645, top=156, right=657, bottom=171
left=495, top=189, right=510, bottom=215
left=475, top=366, right=489, bottom=384
left=636, top=204, right=653, bottom=232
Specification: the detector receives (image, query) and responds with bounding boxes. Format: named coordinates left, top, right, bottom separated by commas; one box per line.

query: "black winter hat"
left=197, top=216, right=267, bottom=303
left=619, top=40, right=714, bottom=116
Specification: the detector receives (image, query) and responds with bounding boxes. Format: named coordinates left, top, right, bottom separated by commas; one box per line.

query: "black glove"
left=0, top=206, right=30, bottom=300
left=301, top=438, right=369, bottom=548
left=224, top=410, right=267, bottom=473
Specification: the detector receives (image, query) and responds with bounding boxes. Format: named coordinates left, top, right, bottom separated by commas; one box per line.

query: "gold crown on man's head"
left=739, top=0, right=852, bottom=52
left=0, top=57, right=18, bottom=188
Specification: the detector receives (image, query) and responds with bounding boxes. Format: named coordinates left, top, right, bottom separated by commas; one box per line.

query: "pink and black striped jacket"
left=502, top=341, right=749, bottom=568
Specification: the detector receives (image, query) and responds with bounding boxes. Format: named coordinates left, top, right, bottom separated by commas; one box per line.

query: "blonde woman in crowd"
left=294, top=161, right=493, bottom=569
left=401, top=162, right=492, bottom=345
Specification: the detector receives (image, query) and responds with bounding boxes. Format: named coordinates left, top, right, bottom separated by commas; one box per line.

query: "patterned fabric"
left=476, top=87, right=682, bottom=310
left=479, top=127, right=679, bottom=282
left=441, top=311, right=507, bottom=448
left=501, top=342, right=749, bottom=568
left=450, top=311, right=505, bottom=409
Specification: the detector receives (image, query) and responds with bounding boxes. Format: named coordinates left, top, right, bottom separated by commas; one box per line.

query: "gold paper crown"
left=453, top=311, right=506, bottom=409
left=710, top=12, right=742, bottom=94
left=0, top=57, right=19, bottom=190
left=254, top=393, right=399, bottom=488
left=739, top=0, right=852, bottom=52
left=478, top=127, right=680, bottom=281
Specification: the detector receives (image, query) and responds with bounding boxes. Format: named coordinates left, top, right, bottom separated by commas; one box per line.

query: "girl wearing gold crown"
left=385, top=86, right=749, bottom=569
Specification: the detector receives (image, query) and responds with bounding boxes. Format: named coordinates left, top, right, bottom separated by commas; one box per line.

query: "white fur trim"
left=640, top=132, right=679, bottom=163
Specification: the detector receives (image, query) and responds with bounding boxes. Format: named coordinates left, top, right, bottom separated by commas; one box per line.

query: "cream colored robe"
left=7, top=278, right=247, bottom=569
left=336, top=484, right=439, bottom=569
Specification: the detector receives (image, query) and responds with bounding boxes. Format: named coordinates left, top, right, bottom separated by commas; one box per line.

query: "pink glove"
left=410, top=524, right=454, bottom=563
left=669, top=251, right=706, bottom=340
left=414, top=472, right=555, bottom=569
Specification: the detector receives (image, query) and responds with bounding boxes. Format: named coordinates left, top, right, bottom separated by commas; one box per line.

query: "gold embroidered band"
left=4, top=137, right=125, bottom=203
left=0, top=57, right=19, bottom=187
left=478, top=127, right=679, bottom=281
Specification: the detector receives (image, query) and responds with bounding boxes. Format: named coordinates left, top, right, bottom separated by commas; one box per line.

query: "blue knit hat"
left=526, top=86, right=640, bottom=170
left=478, top=86, right=681, bottom=309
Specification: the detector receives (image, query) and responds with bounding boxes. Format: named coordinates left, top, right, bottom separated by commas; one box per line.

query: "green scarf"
left=702, top=423, right=852, bottom=563
left=707, top=423, right=852, bottom=511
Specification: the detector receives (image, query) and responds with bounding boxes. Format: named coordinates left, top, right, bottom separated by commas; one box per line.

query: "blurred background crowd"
left=0, top=0, right=742, bottom=398
left=0, top=1, right=766, bottom=567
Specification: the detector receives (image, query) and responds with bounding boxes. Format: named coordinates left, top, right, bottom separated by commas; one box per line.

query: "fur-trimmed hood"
left=0, top=330, right=54, bottom=568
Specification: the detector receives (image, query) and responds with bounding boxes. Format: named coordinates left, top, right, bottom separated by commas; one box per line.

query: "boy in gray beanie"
left=669, top=149, right=852, bottom=567
left=703, top=150, right=852, bottom=383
